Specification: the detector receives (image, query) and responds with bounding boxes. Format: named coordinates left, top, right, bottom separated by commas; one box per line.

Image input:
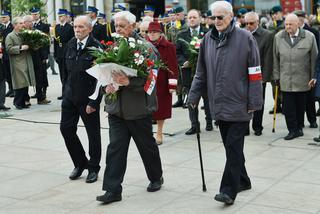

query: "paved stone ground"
left=1, top=73, right=320, bottom=214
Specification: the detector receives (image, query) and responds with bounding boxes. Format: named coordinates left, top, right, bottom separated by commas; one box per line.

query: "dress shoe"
left=86, top=171, right=98, bottom=183
left=254, top=130, right=262, bottom=136
left=30, top=94, right=37, bottom=99
left=268, top=106, right=282, bottom=114
left=182, top=103, right=188, bottom=109
left=214, top=193, right=234, bottom=205
left=52, top=71, right=58, bottom=75
left=238, top=184, right=252, bottom=193
left=5, top=91, right=13, bottom=97
left=96, top=192, right=122, bottom=204
left=172, top=100, right=183, bottom=108
left=317, top=109, right=320, bottom=116
left=297, top=129, right=304, bottom=137
left=14, top=104, right=28, bottom=110
left=38, top=99, right=51, bottom=105
left=313, top=136, right=320, bottom=142
left=206, top=122, right=213, bottom=131
left=147, top=177, right=164, bottom=192
left=69, top=167, right=86, bottom=180
left=309, top=122, right=318, bottom=128
left=57, top=96, right=63, bottom=100
left=185, top=126, right=198, bottom=135
left=25, top=101, right=31, bottom=107
left=0, top=105, right=10, bottom=111
left=152, top=120, right=157, bottom=125
left=284, top=131, right=300, bottom=140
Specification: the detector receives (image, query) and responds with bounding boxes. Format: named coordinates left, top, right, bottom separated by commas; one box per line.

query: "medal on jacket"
left=144, top=69, right=158, bottom=95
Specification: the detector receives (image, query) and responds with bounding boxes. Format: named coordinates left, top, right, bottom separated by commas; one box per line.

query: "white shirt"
left=77, top=35, right=89, bottom=50
left=190, top=26, right=200, bottom=36
left=4, top=21, right=10, bottom=29
left=290, top=28, right=299, bottom=43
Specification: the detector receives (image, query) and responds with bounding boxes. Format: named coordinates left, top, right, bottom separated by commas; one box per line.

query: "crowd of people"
left=1, top=0, right=320, bottom=206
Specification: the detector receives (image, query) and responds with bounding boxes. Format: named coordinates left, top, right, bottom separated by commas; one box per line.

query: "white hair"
left=12, top=17, right=23, bottom=25
left=210, top=1, right=233, bottom=15
left=23, top=15, right=33, bottom=22
left=244, top=12, right=259, bottom=21
left=114, top=11, right=136, bottom=24
left=74, top=15, right=92, bottom=28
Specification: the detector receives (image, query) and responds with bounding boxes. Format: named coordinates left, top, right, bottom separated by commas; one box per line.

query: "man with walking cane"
left=188, top=1, right=263, bottom=205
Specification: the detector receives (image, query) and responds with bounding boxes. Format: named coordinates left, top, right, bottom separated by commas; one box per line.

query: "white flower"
left=137, top=40, right=143, bottom=45
left=111, top=33, right=120, bottom=38
left=114, top=47, right=119, bottom=51
left=129, top=42, right=136, bottom=48
left=128, top=37, right=135, bottom=42
left=134, top=53, right=140, bottom=57
left=190, top=41, right=196, bottom=46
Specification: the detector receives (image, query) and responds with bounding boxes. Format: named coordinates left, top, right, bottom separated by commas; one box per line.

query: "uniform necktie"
left=78, top=41, right=83, bottom=51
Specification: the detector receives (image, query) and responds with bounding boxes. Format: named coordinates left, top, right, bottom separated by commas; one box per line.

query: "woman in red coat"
left=147, top=22, right=178, bottom=145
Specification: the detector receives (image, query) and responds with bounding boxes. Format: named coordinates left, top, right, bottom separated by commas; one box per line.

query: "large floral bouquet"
left=19, top=29, right=50, bottom=50
left=178, top=36, right=201, bottom=74
left=88, top=33, right=166, bottom=101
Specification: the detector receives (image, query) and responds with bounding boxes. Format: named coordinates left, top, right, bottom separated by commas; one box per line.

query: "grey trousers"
left=0, top=80, right=5, bottom=106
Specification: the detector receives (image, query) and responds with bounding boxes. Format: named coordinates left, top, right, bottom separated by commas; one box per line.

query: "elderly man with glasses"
left=244, top=12, right=273, bottom=136
left=188, top=1, right=263, bottom=205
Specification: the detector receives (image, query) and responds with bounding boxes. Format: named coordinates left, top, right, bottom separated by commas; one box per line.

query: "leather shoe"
left=317, top=109, right=320, bottom=116
left=214, top=192, right=234, bottom=205
left=254, top=130, right=262, bottom=136
left=172, top=100, right=183, bottom=108
left=14, top=104, right=28, bottom=110
left=57, top=96, right=63, bottom=100
left=38, top=99, right=51, bottom=105
left=309, top=122, right=318, bottom=128
left=5, top=91, right=13, bottom=97
left=86, top=171, right=98, bottom=183
left=206, top=122, right=213, bottom=131
left=96, top=192, right=122, bottom=204
left=313, top=136, right=320, bottom=142
left=284, top=131, right=300, bottom=140
left=147, top=177, right=164, bottom=192
left=69, top=167, right=86, bottom=180
left=238, top=184, right=252, bottom=193
left=30, top=94, right=37, bottom=99
left=185, top=127, right=197, bottom=135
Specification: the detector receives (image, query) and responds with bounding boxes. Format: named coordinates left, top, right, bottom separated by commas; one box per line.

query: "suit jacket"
left=304, top=24, right=319, bottom=48
left=54, top=23, right=74, bottom=59
left=92, top=21, right=108, bottom=42
left=64, top=35, right=102, bottom=108
left=253, top=27, right=273, bottom=82
left=33, top=21, right=50, bottom=60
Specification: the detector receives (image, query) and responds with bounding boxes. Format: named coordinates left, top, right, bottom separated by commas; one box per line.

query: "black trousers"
left=271, top=81, right=282, bottom=108
left=218, top=120, right=251, bottom=200
left=60, top=98, right=101, bottom=173
left=282, top=91, right=307, bottom=133
left=14, top=87, right=28, bottom=107
left=3, top=59, right=12, bottom=92
left=306, top=89, right=316, bottom=124
left=35, top=61, right=48, bottom=101
left=252, top=83, right=266, bottom=131
left=102, top=115, right=163, bottom=194
left=188, top=91, right=212, bottom=127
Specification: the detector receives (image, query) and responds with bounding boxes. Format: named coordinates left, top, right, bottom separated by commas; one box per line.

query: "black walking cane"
left=192, top=104, right=207, bottom=192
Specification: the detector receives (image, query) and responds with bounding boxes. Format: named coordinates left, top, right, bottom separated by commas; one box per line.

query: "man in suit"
left=30, top=7, right=50, bottom=101
left=0, top=26, right=10, bottom=111
left=54, top=9, right=74, bottom=100
left=245, top=12, right=273, bottom=136
left=295, top=10, right=319, bottom=129
left=176, top=9, right=212, bottom=135
left=86, top=6, right=108, bottom=42
left=0, top=11, right=14, bottom=98
left=60, top=15, right=102, bottom=184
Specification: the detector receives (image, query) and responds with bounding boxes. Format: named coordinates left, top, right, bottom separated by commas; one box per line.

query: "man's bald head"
left=285, top=13, right=299, bottom=35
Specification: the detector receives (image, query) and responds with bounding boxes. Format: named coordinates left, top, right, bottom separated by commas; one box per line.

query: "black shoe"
left=152, top=120, right=157, bottom=125
left=201, top=105, right=204, bottom=110
left=96, top=192, right=122, bottom=204
left=30, top=94, right=37, bottom=99
left=269, top=106, right=282, bottom=114
left=206, top=122, right=213, bottom=131
left=214, top=193, right=234, bottom=205
left=0, top=105, right=10, bottom=111
left=147, top=177, right=164, bottom=192
left=57, top=96, right=63, bottom=100
left=254, top=130, right=262, bottom=136
left=238, top=184, right=252, bottom=193
left=14, top=104, right=27, bottom=110
left=297, top=129, right=304, bottom=137
left=86, top=171, right=98, bottom=183
left=182, top=103, right=188, bottom=109
left=284, top=131, right=301, bottom=140
left=313, top=136, right=320, bottom=142
left=69, top=167, right=86, bottom=180
left=5, top=90, right=13, bottom=97
left=309, top=122, right=318, bottom=128
left=172, top=100, right=183, bottom=108
left=185, top=127, right=197, bottom=135
left=317, top=109, right=320, bottom=116
left=52, top=72, right=58, bottom=75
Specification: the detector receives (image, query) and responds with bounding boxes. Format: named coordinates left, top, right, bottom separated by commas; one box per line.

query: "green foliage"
left=11, top=0, right=47, bottom=18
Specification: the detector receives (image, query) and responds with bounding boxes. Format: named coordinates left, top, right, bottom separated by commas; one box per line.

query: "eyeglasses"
left=245, top=22, right=256, bottom=25
left=210, top=15, right=225, bottom=20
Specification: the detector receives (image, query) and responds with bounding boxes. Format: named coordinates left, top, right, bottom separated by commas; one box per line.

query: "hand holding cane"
left=272, top=81, right=279, bottom=133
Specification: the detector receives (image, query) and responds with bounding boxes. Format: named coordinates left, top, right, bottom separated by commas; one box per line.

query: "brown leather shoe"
left=37, top=99, right=51, bottom=105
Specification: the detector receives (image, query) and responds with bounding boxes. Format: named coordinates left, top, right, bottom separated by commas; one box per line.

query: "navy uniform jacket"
left=1, top=22, right=13, bottom=61
left=54, top=23, right=74, bottom=60
left=92, top=21, right=107, bottom=42
left=33, top=20, right=50, bottom=60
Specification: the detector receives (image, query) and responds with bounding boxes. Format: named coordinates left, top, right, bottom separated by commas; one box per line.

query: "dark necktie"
left=78, top=41, right=83, bottom=51
left=192, top=29, right=198, bottom=37
left=291, top=35, right=297, bottom=45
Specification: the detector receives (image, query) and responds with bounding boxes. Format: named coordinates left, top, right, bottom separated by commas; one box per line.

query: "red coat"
left=151, top=36, right=178, bottom=120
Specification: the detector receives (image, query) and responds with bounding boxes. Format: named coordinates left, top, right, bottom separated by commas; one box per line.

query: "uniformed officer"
left=86, top=6, right=108, bottom=42
left=54, top=9, right=74, bottom=100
